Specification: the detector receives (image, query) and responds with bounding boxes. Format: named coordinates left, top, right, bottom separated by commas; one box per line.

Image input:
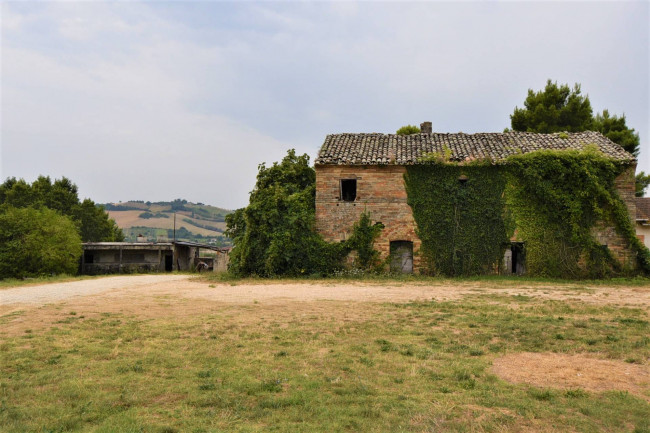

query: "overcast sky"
left=1, top=1, right=648, bottom=210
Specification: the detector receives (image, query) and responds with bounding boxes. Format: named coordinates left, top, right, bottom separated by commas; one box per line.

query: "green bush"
left=0, top=206, right=82, bottom=278
left=226, top=151, right=384, bottom=277
left=226, top=150, right=348, bottom=277
left=396, top=125, right=421, bottom=135
left=346, top=211, right=384, bottom=271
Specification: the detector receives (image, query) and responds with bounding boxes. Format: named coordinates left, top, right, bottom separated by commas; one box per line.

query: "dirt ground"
left=2, top=275, right=649, bottom=399
left=492, top=352, right=650, bottom=401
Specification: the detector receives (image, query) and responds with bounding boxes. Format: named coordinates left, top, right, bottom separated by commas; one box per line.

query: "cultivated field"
left=106, top=210, right=227, bottom=236
left=1, top=276, right=648, bottom=432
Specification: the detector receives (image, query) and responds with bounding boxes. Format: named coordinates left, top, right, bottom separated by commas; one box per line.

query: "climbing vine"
left=505, top=147, right=650, bottom=277
left=404, top=162, right=510, bottom=276
left=346, top=210, right=384, bottom=271
left=404, top=147, right=650, bottom=278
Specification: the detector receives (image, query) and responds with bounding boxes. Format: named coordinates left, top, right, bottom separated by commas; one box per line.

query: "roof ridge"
left=316, top=131, right=635, bottom=165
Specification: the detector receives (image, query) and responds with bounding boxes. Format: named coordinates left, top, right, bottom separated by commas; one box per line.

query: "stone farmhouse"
left=314, top=122, right=636, bottom=274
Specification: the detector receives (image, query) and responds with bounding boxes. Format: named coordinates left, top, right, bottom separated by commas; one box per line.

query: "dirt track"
left=2, top=274, right=649, bottom=309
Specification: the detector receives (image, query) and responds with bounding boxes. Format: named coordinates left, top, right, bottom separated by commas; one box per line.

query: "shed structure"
left=81, top=241, right=229, bottom=274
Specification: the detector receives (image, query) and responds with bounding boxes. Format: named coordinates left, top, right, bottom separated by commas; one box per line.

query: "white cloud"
left=1, top=1, right=648, bottom=208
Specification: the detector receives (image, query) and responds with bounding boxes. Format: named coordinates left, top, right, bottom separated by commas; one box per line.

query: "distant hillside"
left=101, top=199, right=233, bottom=246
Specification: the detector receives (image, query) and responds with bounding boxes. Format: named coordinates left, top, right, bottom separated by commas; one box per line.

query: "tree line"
left=0, top=176, right=123, bottom=279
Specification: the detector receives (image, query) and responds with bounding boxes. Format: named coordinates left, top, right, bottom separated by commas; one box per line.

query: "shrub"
left=396, top=125, right=421, bottom=135
left=0, top=206, right=82, bottom=278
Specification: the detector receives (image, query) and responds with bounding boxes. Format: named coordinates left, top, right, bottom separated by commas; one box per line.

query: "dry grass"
left=1, top=278, right=648, bottom=432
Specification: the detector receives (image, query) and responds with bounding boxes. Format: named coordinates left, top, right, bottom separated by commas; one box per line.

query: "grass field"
left=1, top=277, right=648, bottom=432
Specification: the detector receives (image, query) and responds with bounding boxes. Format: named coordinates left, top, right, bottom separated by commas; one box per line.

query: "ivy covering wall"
left=404, top=147, right=650, bottom=278
left=404, top=164, right=510, bottom=276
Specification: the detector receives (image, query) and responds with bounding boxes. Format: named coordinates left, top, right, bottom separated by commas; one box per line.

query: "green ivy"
left=506, top=148, right=650, bottom=277
left=405, top=148, right=650, bottom=278
left=346, top=211, right=384, bottom=271
left=405, top=163, right=510, bottom=276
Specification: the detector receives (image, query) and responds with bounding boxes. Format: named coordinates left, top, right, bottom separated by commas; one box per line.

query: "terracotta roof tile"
left=315, top=131, right=634, bottom=165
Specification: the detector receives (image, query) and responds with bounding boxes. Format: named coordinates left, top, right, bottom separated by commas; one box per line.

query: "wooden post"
left=119, top=246, right=123, bottom=273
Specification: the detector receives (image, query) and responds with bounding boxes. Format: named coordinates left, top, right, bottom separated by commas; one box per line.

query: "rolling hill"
left=102, top=199, right=233, bottom=246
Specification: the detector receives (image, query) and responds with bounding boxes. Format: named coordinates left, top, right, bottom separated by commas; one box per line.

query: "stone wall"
left=315, top=165, right=422, bottom=271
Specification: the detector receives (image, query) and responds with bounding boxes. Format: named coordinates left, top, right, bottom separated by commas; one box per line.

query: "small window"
left=341, top=179, right=357, bottom=202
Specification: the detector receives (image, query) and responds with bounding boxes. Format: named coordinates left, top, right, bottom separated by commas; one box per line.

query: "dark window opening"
left=511, top=242, right=525, bottom=275
left=341, top=179, right=357, bottom=202
left=122, top=252, right=145, bottom=264
left=84, top=252, right=94, bottom=264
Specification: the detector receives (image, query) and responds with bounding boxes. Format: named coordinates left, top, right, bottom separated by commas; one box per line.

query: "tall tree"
left=511, top=80, right=593, bottom=133
left=511, top=80, right=645, bottom=194
left=592, top=110, right=640, bottom=157
left=636, top=172, right=650, bottom=197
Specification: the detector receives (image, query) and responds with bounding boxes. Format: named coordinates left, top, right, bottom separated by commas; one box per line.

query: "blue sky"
left=1, top=1, right=648, bottom=209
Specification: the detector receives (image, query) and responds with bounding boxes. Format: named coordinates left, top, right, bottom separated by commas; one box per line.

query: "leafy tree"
left=0, top=176, right=124, bottom=242
left=396, top=125, right=421, bottom=135
left=1, top=178, right=35, bottom=208
left=76, top=199, right=123, bottom=242
left=510, top=80, right=593, bottom=133
left=511, top=80, right=644, bottom=193
left=0, top=206, right=82, bottom=278
left=171, top=198, right=188, bottom=211
left=226, top=150, right=346, bottom=277
left=592, top=110, right=640, bottom=157
left=636, top=172, right=650, bottom=197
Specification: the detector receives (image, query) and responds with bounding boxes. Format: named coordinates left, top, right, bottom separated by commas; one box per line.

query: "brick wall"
left=592, top=164, right=638, bottom=268
left=315, top=163, right=639, bottom=273
left=315, top=165, right=422, bottom=271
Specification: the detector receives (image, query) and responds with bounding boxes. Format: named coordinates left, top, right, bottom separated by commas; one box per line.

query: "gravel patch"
left=0, top=274, right=190, bottom=305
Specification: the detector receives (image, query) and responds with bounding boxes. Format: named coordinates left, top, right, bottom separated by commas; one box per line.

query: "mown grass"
left=1, top=294, right=648, bottom=432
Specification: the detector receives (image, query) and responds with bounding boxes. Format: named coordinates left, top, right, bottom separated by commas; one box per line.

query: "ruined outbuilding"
left=81, top=241, right=229, bottom=274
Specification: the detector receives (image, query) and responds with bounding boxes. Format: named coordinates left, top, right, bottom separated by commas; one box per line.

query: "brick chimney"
left=420, top=121, right=432, bottom=134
